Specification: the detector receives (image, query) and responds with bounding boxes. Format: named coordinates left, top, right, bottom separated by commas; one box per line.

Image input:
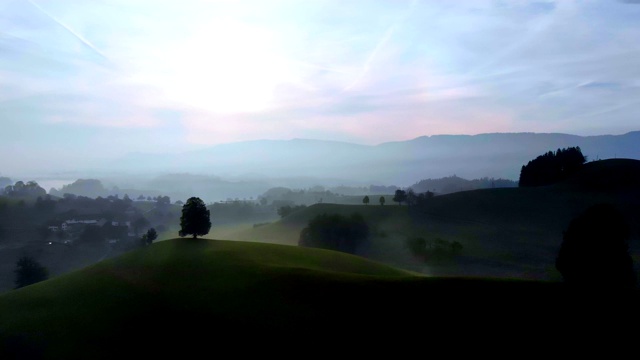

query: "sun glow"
left=154, top=20, right=292, bottom=113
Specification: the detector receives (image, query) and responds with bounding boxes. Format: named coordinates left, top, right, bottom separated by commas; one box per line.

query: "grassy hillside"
left=221, top=159, right=640, bottom=281
left=2, top=159, right=639, bottom=357
left=1, top=238, right=636, bottom=358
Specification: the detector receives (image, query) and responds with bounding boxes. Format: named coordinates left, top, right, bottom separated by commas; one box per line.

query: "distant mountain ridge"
left=116, top=131, right=640, bottom=185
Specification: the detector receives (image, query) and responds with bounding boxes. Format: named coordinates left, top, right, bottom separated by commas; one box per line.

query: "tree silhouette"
left=406, top=188, right=416, bottom=206
left=141, top=228, right=158, bottom=246
left=179, top=197, right=211, bottom=239
left=555, top=203, right=636, bottom=290
left=379, top=196, right=385, bottom=206
left=14, top=256, right=48, bottom=289
left=519, top=146, right=586, bottom=187
left=363, top=195, right=370, bottom=205
left=393, top=189, right=407, bottom=205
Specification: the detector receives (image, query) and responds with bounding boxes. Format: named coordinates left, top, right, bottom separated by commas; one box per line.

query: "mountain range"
left=115, top=131, right=640, bottom=186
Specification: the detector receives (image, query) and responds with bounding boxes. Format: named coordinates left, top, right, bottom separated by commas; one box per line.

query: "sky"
left=1, top=0, right=640, bottom=176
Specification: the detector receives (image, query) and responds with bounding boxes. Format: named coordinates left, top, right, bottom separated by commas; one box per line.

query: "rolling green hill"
left=2, top=159, right=639, bottom=357
left=219, top=159, right=640, bottom=281
left=1, top=238, right=636, bottom=358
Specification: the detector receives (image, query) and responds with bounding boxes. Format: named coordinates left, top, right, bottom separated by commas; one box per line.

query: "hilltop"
left=1, top=158, right=639, bottom=357
left=1, top=238, right=637, bottom=358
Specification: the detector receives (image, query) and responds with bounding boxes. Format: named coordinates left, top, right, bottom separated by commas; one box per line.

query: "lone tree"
left=140, top=228, right=158, bottom=246
left=555, top=203, right=637, bottom=290
left=406, top=188, right=416, bottom=206
left=179, top=197, right=211, bottom=239
left=379, top=196, right=385, bottom=206
left=14, top=256, right=48, bottom=289
left=363, top=195, right=370, bottom=205
left=393, top=189, right=407, bottom=205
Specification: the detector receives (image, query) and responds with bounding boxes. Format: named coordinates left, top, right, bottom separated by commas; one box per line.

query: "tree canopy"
left=141, top=228, right=158, bottom=246
left=519, top=146, right=586, bottom=187
left=179, top=197, right=211, bottom=239
left=298, top=213, right=369, bottom=254
left=3, top=180, right=46, bottom=198
left=393, top=189, right=407, bottom=205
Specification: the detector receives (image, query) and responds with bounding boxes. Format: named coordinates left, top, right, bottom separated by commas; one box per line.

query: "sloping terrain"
left=2, top=238, right=636, bottom=358
left=226, top=159, right=640, bottom=280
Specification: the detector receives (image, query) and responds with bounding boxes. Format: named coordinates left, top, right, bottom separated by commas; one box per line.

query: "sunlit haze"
left=1, top=0, right=639, bottom=175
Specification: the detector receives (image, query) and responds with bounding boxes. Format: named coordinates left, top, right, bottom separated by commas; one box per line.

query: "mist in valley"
left=2, top=1, right=640, bottom=354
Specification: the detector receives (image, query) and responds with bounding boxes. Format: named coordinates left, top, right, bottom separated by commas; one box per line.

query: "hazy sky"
left=1, top=0, right=639, bottom=175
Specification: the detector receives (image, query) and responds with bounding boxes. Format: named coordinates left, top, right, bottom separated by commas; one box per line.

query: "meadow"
left=2, top=238, right=636, bottom=358
left=208, top=159, right=640, bottom=281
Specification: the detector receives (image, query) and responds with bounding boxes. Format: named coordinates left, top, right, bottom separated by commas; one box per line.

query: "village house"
left=61, top=219, right=99, bottom=231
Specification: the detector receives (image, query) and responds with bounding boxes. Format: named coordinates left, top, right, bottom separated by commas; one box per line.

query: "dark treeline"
left=49, top=179, right=108, bottom=198
left=260, top=175, right=517, bottom=208
left=2, top=181, right=46, bottom=198
left=409, top=176, right=517, bottom=195
left=49, top=179, right=166, bottom=201
left=260, top=187, right=360, bottom=206
left=0, top=188, right=175, bottom=246
left=299, top=213, right=369, bottom=255
left=519, top=146, right=586, bottom=187
left=0, top=187, right=180, bottom=293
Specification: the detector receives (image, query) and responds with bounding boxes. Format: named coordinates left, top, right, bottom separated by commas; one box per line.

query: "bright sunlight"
left=153, top=20, right=292, bottom=113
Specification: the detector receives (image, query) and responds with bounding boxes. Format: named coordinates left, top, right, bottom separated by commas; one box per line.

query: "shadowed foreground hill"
left=558, top=158, right=640, bottom=191
left=1, top=239, right=638, bottom=357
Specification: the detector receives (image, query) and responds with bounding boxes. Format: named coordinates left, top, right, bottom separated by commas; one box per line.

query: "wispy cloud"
left=342, top=25, right=397, bottom=92
left=25, top=0, right=109, bottom=61
left=1, top=0, right=640, bottom=174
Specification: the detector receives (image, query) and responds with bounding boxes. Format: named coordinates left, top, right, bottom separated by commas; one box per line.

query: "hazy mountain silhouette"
left=115, top=131, right=640, bottom=185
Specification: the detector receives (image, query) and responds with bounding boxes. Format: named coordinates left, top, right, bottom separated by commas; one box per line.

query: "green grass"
left=219, top=159, right=640, bottom=281
left=0, top=239, right=415, bottom=356
left=2, top=238, right=636, bottom=358
left=221, top=189, right=615, bottom=279
left=2, top=159, right=640, bottom=356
